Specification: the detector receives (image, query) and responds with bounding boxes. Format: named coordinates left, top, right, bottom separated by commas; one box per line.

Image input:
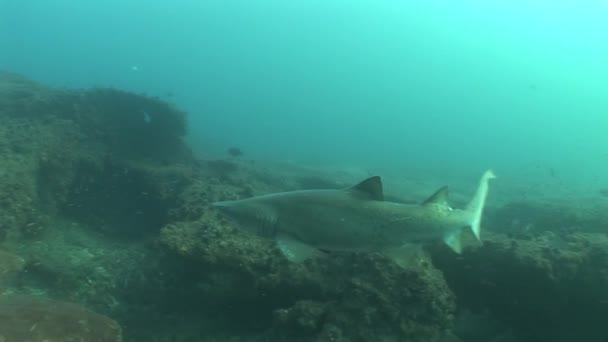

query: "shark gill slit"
left=257, top=219, right=278, bottom=238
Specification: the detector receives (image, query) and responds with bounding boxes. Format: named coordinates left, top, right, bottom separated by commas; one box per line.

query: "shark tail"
left=465, top=170, right=496, bottom=241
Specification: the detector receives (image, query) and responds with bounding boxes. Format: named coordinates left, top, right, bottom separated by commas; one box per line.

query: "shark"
left=213, top=170, right=496, bottom=263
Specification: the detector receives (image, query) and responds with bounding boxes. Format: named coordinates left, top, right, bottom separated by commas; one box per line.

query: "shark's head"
left=212, top=200, right=255, bottom=223
left=212, top=199, right=278, bottom=237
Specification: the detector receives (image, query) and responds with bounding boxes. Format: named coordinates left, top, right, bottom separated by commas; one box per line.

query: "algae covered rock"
left=152, top=160, right=458, bottom=341
left=160, top=201, right=456, bottom=342
left=76, top=88, right=188, bottom=161
left=0, top=249, right=25, bottom=276
left=0, top=72, right=465, bottom=340
left=0, top=72, right=193, bottom=241
left=0, top=295, right=122, bottom=341
left=431, top=232, right=608, bottom=342
left=267, top=254, right=455, bottom=342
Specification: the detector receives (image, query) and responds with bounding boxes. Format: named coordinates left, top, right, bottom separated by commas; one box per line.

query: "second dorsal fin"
left=422, top=186, right=449, bottom=207
left=348, top=176, right=384, bottom=201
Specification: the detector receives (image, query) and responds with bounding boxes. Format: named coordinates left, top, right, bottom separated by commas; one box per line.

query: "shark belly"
left=275, top=199, right=431, bottom=252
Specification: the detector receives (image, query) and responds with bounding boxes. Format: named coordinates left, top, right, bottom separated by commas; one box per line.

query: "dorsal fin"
left=348, top=176, right=384, bottom=201
left=422, top=186, right=449, bottom=206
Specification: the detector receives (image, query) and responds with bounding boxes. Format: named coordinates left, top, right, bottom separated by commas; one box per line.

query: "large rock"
left=0, top=295, right=122, bottom=341
left=0, top=249, right=24, bottom=276
left=160, top=200, right=456, bottom=342
left=431, top=232, right=608, bottom=342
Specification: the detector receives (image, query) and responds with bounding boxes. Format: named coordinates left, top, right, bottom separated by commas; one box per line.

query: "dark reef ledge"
left=431, top=231, right=608, bottom=342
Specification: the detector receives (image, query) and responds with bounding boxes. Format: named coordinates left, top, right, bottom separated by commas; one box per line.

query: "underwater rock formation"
left=0, top=72, right=192, bottom=339
left=431, top=231, right=608, bottom=342
left=0, top=249, right=25, bottom=276
left=0, top=72, right=192, bottom=241
left=159, top=172, right=456, bottom=341
left=4, top=72, right=607, bottom=342
left=0, top=295, right=122, bottom=341
left=3, top=72, right=458, bottom=341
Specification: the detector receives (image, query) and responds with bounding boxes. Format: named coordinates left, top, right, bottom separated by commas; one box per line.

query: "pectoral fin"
left=382, top=244, right=426, bottom=268
left=443, top=231, right=462, bottom=254
left=276, top=233, right=323, bottom=262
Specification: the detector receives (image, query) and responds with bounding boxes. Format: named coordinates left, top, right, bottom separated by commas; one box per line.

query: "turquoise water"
left=1, top=0, right=607, bottom=190
left=2, top=2, right=608, bottom=341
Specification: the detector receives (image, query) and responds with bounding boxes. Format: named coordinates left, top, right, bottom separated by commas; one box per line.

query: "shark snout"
left=212, top=201, right=246, bottom=223
left=212, top=200, right=256, bottom=219
left=211, top=200, right=237, bottom=212
left=213, top=199, right=278, bottom=229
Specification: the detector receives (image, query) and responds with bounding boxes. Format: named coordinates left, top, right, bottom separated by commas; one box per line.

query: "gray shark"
left=213, top=170, right=496, bottom=263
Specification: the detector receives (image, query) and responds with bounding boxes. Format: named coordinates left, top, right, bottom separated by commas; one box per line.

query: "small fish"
left=214, top=170, right=496, bottom=263
left=227, top=147, right=243, bottom=157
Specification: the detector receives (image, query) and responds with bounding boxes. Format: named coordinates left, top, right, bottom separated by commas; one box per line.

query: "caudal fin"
left=466, top=170, right=496, bottom=241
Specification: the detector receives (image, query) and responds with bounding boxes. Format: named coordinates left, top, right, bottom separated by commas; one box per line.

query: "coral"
left=0, top=295, right=122, bottom=341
